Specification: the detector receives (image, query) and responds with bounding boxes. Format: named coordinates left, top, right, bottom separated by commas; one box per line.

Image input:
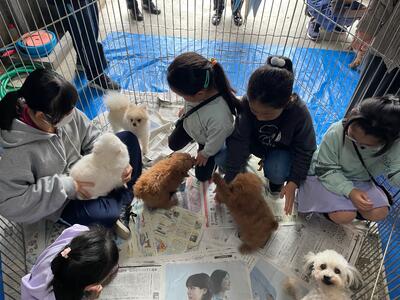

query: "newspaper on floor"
left=125, top=202, right=205, bottom=257
left=250, top=256, right=310, bottom=300
left=226, top=214, right=367, bottom=281
left=101, top=265, right=163, bottom=300
left=165, top=259, right=252, bottom=300
left=202, top=181, right=235, bottom=228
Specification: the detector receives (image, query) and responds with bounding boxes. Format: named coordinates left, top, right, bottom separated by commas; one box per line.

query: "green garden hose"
left=0, top=65, right=38, bottom=100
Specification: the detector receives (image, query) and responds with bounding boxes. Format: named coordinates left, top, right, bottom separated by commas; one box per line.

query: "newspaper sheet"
left=148, top=206, right=204, bottom=255
left=102, top=266, right=163, bottom=300
left=250, top=215, right=366, bottom=279
left=250, top=256, right=309, bottom=300
left=128, top=204, right=205, bottom=257
left=164, top=258, right=252, bottom=300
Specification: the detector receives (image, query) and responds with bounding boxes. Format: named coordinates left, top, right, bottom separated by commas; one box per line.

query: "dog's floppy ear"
left=212, top=173, right=232, bottom=199
left=346, top=264, right=362, bottom=291
left=303, top=252, right=316, bottom=279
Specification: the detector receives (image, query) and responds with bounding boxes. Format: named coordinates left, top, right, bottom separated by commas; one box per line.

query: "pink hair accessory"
left=60, top=247, right=71, bottom=259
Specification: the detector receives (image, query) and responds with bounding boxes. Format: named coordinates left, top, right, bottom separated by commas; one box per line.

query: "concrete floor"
left=56, top=0, right=358, bottom=82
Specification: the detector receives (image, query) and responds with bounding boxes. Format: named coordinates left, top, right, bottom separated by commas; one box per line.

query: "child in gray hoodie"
left=167, top=52, right=241, bottom=182
left=0, top=69, right=142, bottom=238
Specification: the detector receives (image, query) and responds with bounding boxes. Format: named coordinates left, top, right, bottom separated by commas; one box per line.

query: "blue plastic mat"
left=74, top=32, right=359, bottom=142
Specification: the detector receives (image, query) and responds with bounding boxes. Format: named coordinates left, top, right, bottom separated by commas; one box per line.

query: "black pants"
left=168, top=125, right=217, bottom=182
left=348, top=52, right=400, bottom=112
left=213, top=0, right=244, bottom=13
left=48, top=0, right=107, bottom=80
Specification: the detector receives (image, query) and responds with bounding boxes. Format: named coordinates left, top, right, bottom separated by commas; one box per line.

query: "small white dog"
left=70, top=133, right=130, bottom=199
left=286, top=249, right=362, bottom=300
left=105, top=92, right=149, bottom=155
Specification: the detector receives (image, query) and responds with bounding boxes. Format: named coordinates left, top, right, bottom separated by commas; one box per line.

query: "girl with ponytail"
left=21, top=225, right=119, bottom=300
left=224, top=56, right=317, bottom=214
left=167, top=52, right=240, bottom=182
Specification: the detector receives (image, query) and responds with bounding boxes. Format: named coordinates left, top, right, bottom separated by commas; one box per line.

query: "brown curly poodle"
left=213, top=172, right=278, bottom=253
left=134, top=153, right=195, bottom=209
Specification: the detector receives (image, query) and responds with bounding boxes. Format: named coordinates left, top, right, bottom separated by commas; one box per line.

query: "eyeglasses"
left=345, top=133, right=383, bottom=151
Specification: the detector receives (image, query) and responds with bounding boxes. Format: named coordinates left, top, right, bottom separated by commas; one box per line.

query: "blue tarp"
left=74, top=32, right=360, bottom=143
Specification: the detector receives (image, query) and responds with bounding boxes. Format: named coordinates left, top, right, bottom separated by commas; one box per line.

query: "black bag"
left=352, top=142, right=393, bottom=206
left=174, top=93, right=221, bottom=130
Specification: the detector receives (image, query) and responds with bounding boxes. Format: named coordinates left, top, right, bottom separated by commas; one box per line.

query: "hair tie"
left=270, top=56, right=286, bottom=68
left=60, top=247, right=71, bottom=259
left=203, top=70, right=210, bottom=89
left=210, top=58, right=218, bottom=66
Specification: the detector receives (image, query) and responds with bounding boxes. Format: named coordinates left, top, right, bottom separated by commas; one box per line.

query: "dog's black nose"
left=323, top=275, right=333, bottom=285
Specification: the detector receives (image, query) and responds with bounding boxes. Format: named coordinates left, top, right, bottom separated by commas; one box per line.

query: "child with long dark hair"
left=0, top=69, right=142, bottom=238
left=296, top=95, right=400, bottom=224
left=225, top=56, right=317, bottom=213
left=21, top=225, right=119, bottom=300
left=167, top=52, right=241, bottom=182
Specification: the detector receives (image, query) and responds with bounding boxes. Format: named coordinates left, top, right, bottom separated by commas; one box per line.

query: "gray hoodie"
left=0, top=108, right=100, bottom=223
left=183, top=95, right=234, bottom=158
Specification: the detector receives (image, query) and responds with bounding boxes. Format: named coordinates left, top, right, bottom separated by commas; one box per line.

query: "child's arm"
left=224, top=112, right=253, bottom=182
left=287, top=112, right=317, bottom=187
left=314, top=125, right=355, bottom=197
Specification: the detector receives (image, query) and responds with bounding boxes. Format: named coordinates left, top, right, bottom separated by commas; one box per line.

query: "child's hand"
left=74, top=180, right=95, bottom=200
left=281, top=181, right=298, bottom=215
left=178, top=107, right=185, bottom=117
left=122, top=164, right=133, bottom=184
left=196, top=152, right=209, bottom=167
left=349, top=188, right=373, bottom=211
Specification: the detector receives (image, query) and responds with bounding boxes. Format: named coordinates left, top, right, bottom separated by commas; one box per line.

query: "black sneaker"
left=114, top=204, right=137, bottom=240
left=233, top=10, right=243, bottom=26
left=91, top=74, right=121, bottom=91
left=130, top=7, right=144, bottom=21
left=142, top=0, right=161, bottom=15
left=212, top=10, right=223, bottom=26
left=333, top=26, right=346, bottom=33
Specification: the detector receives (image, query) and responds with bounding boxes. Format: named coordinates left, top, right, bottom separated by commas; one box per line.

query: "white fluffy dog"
left=104, top=92, right=149, bottom=155
left=70, top=133, right=130, bottom=199
left=300, top=249, right=362, bottom=299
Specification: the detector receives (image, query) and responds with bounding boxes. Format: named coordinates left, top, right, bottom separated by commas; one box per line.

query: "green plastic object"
left=0, top=65, right=37, bottom=100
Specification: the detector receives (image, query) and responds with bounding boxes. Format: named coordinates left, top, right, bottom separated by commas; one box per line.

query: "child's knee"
left=328, top=211, right=357, bottom=224
left=117, top=131, right=140, bottom=148
left=361, top=207, right=389, bottom=222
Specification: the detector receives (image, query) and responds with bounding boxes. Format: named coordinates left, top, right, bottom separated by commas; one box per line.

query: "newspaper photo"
left=101, top=266, right=163, bottom=300
left=250, top=257, right=309, bottom=300
left=164, top=260, right=252, bottom=300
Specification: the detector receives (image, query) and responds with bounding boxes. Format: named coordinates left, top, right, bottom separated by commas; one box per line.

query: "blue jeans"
left=60, top=131, right=142, bottom=227
left=262, top=149, right=292, bottom=185
left=47, top=0, right=107, bottom=80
